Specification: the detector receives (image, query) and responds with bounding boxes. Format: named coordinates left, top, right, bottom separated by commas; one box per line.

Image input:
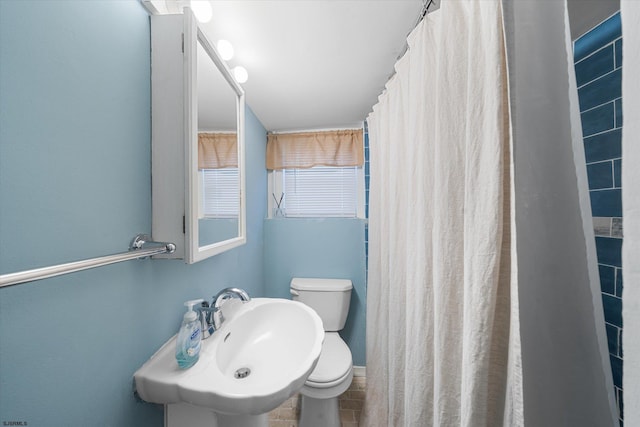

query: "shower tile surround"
left=574, top=12, right=623, bottom=425
left=364, top=124, right=370, bottom=280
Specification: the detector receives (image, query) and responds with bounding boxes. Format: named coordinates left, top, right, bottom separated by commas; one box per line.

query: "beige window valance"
left=266, top=129, right=364, bottom=170
left=198, top=133, right=237, bottom=169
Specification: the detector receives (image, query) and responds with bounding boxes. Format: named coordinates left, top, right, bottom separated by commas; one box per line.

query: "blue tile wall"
left=606, top=323, right=619, bottom=355
left=364, top=122, right=370, bottom=219
left=364, top=123, right=370, bottom=278
left=583, top=129, right=621, bottom=163
left=581, top=102, right=615, bottom=137
left=577, top=69, right=621, bottom=111
left=615, top=98, right=623, bottom=127
left=602, top=294, right=622, bottom=328
left=618, top=388, right=624, bottom=421
left=575, top=45, right=614, bottom=87
left=574, top=12, right=623, bottom=425
left=599, top=265, right=616, bottom=295
left=611, top=354, right=623, bottom=388
left=614, top=159, right=622, bottom=188
left=574, top=13, right=621, bottom=61
left=595, top=236, right=622, bottom=267
left=590, top=189, right=622, bottom=217
left=616, top=269, right=623, bottom=296
left=587, top=162, right=614, bottom=189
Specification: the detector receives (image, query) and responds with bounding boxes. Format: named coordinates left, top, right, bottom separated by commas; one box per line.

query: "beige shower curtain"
left=364, top=0, right=618, bottom=425
left=363, top=2, right=522, bottom=425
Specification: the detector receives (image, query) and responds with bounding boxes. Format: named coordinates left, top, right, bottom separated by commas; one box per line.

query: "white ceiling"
left=197, top=1, right=425, bottom=132
left=148, top=0, right=618, bottom=133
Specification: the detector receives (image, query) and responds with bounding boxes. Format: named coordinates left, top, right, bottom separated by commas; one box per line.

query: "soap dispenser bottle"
left=175, top=299, right=203, bottom=369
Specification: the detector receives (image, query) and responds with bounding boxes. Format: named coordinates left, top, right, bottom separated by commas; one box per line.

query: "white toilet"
left=290, top=277, right=354, bottom=427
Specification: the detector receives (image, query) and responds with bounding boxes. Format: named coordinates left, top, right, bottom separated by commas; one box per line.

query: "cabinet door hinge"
left=183, top=215, right=186, bottom=234
left=181, top=33, right=184, bottom=53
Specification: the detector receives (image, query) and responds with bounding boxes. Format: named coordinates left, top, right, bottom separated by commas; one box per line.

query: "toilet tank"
left=290, top=278, right=352, bottom=332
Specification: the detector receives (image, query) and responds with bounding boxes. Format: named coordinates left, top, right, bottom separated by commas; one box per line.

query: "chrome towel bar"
left=0, top=234, right=175, bottom=288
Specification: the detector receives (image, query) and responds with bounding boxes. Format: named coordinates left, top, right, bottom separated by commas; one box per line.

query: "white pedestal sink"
left=134, top=298, right=324, bottom=427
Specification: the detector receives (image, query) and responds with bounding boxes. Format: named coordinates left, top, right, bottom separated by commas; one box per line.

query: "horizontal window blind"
left=283, top=167, right=357, bottom=217
left=202, top=168, right=239, bottom=218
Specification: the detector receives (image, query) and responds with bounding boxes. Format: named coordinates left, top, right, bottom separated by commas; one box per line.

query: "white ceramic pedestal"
left=299, top=395, right=340, bottom=427
left=165, top=403, right=268, bottom=427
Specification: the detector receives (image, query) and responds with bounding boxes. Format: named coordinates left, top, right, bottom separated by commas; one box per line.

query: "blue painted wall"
left=263, top=218, right=367, bottom=366
left=574, top=12, right=624, bottom=426
left=0, top=1, right=267, bottom=426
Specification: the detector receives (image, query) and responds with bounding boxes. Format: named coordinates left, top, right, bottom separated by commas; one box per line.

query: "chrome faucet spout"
left=196, top=288, right=251, bottom=339
left=214, top=287, right=251, bottom=306
left=211, top=287, right=251, bottom=329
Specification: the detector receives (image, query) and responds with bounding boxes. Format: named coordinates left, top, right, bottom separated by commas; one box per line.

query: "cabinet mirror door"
left=185, top=19, right=246, bottom=263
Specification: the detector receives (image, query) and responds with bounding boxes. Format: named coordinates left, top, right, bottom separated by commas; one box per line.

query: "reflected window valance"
left=198, top=133, right=237, bottom=169
left=266, top=129, right=364, bottom=170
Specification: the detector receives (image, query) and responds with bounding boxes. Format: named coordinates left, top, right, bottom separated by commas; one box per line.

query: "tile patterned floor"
left=268, top=376, right=365, bottom=427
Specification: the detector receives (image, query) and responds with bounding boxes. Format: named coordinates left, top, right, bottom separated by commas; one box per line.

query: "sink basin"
left=134, top=298, right=324, bottom=417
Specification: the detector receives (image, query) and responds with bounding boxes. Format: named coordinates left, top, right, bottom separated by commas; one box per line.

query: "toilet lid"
left=308, top=333, right=352, bottom=384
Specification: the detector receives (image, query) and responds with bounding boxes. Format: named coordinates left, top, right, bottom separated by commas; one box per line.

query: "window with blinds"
left=282, top=166, right=358, bottom=217
left=201, top=168, right=239, bottom=218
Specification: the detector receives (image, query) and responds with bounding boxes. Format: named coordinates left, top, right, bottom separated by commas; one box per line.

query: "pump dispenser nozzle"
left=183, top=299, right=204, bottom=321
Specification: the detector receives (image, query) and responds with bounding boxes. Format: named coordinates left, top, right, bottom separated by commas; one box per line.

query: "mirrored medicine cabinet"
left=150, top=9, right=246, bottom=264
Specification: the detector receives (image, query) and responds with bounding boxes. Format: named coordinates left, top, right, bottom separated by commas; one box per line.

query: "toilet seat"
left=305, top=332, right=352, bottom=388
left=305, top=365, right=353, bottom=389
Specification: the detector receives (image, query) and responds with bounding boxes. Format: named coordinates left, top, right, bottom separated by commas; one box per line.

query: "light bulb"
left=217, top=40, right=234, bottom=61
left=233, top=66, right=248, bottom=83
left=190, top=1, right=212, bottom=23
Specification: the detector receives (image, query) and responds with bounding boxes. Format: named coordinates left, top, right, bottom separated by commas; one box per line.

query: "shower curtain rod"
left=407, top=0, right=437, bottom=49
left=389, top=0, right=437, bottom=75
left=416, top=0, right=436, bottom=27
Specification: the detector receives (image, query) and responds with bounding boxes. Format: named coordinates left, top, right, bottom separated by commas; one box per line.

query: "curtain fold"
left=266, top=129, right=363, bottom=170
left=198, top=133, right=237, bottom=169
left=363, top=1, right=522, bottom=425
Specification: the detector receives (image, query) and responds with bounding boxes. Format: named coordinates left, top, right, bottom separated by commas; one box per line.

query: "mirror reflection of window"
left=201, top=168, right=239, bottom=218
left=197, top=132, right=238, bottom=219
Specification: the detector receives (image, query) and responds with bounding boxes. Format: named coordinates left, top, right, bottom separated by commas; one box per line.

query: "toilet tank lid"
left=290, top=278, right=352, bottom=292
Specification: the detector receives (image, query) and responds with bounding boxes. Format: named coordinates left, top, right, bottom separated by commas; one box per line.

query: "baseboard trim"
left=353, top=365, right=366, bottom=377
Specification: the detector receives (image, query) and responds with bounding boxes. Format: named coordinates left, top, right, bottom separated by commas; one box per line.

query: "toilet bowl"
left=290, top=278, right=354, bottom=427
left=299, top=332, right=354, bottom=427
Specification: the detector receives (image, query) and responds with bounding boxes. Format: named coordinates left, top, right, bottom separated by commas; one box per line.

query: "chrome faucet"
left=196, top=301, right=218, bottom=339
left=212, top=287, right=251, bottom=329
left=196, top=288, right=251, bottom=339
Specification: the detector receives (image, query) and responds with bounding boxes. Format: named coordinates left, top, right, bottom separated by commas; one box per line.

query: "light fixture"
left=216, top=40, right=234, bottom=61
left=190, top=1, right=212, bottom=23
left=233, top=66, right=248, bottom=84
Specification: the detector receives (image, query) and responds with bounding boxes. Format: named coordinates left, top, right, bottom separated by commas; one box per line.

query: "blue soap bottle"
left=175, top=299, right=203, bottom=369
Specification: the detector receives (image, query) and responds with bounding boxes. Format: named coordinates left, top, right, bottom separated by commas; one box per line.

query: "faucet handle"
left=197, top=301, right=216, bottom=339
